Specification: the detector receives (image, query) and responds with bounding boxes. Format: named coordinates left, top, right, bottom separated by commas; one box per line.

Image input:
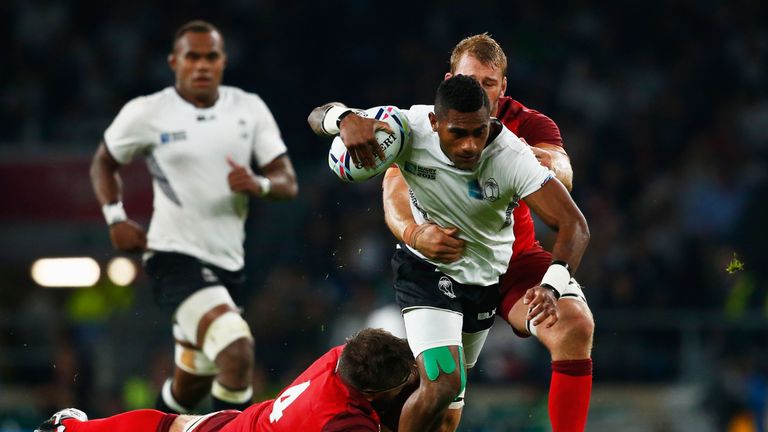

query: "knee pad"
left=175, top=286, right=237, bottom=347
left=174, top=339, right=219, bottom=376
left=202, top=311, right=253, bottom=362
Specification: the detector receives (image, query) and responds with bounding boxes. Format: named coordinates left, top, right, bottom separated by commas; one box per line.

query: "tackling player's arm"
left=226, top=154, right=298, bottom=199
left=307, top=102, right=390, bottom=168
left=517, top=112, right=573, bottom=191
left=522, top=178, right=589, bottom=326
left=382, top=167, right=464, bottom=263
left=89, top=142, right=147, bottom=253
left=530, top=143, right=573, bottom=191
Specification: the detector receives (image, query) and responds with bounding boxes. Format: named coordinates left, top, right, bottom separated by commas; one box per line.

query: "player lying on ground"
left=36, top=328, right=417, bottom=432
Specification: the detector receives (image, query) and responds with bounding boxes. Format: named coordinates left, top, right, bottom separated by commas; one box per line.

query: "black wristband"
left=540, top=283, right=561, bottom=299
left=336, top=109, right=354, bottom=128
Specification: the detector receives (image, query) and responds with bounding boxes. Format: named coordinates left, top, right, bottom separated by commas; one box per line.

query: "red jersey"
left=221, top=346, right=380, bottom=432
left=495, top=97, right=564, bottom=257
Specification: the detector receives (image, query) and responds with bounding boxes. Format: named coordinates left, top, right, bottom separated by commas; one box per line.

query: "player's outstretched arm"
left=89, top=142, right=147, bottom=253
left=382, top=167, right=464, bottom=263
left=531, top=143, right=573, bottom=191
left=307, top=102, right=389, bottom=169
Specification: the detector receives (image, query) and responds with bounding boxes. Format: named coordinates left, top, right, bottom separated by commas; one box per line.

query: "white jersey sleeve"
left=249, top=95, right=287, bottom=167
left=501, top=133, right=554, bottom=199
left=103, top=97, right=155, bottom=164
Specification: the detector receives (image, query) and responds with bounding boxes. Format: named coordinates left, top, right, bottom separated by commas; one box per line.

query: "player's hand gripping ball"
left=328, top=106, right=410, bottom=182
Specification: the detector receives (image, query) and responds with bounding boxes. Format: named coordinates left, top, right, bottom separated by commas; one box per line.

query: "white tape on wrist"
left=102, top=202, right=127, bottom=225
left=321, top=106, right=352, bottom=135
left=540, top=262, right=571, bottom=298
left=256, top=176, right=271, bottom=197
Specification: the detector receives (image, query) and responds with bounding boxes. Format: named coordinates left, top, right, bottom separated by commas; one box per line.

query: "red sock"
left=62, top=409, right=177, bottom=432
left=549, top=359, right=592, bottom=432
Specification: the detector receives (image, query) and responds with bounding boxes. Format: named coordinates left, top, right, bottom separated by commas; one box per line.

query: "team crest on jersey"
left=483, top=178, right=500, bottom=202
left=437, top=276, right=456, bottom=299
left=160, top=131, right=187, bottom=144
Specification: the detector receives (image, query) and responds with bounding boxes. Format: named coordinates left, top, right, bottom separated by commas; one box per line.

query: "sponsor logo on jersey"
left=438, top=276, right=456, bottom=299
left=483, top=178, right=500, bottom=202
left=404, top=161, right=436, bottom=180
left=477, top=308, right=496, bottom=320
left=160, top=131, right=187, bottom=144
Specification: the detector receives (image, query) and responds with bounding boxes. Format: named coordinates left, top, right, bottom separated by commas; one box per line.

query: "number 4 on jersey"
left=269, top=380, right=311, bottom=423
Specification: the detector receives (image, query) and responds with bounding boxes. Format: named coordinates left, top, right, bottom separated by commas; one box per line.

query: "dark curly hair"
left=338, top=328, right=414, bottom=393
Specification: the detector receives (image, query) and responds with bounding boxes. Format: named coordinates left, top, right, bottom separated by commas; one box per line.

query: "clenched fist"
left=109, top=220, right=147, bottom=253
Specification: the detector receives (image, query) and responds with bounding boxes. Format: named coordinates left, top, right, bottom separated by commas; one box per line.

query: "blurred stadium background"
left=1, top=0, right=767, bottom=430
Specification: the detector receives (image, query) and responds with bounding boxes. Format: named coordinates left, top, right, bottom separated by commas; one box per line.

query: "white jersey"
left=104, top=86, right=287, bottom=271
left=397, top=105, right=553, bottom=286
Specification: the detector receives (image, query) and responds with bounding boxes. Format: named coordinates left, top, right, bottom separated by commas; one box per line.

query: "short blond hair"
left=450, top=33, right=507, bottom=76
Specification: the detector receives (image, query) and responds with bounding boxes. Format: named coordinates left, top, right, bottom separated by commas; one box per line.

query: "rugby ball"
left=328, top=106, right=410, bottom=182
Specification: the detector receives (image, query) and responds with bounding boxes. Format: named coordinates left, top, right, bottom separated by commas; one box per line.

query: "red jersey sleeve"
left=517, top=111, right=563, bottom=147
left=321, top=411, right=379, bottom=432
left=497, top=97, right=564, bottom=148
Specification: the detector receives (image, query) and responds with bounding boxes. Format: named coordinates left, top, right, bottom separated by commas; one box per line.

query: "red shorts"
left=499, top=243, right=552, bottom=333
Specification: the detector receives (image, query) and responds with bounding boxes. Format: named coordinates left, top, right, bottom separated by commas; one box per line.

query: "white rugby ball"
left=328, top=105, right=410, bottom=182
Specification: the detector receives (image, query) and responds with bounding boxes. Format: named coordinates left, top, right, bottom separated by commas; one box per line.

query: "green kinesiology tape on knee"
left=458, top=346, right=466, bottom=394
left=422, top=346, right=457, bottom=381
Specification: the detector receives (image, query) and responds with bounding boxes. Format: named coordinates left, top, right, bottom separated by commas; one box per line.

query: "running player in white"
left=341, top=35, right=594, bottom=432
left=90, top=20, right=298, bottom=414
left=308, top=75, right=589, bottom=432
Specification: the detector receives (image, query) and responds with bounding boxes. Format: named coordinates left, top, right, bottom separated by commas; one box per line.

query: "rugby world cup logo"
left=438, top=276, right=456, bottom=299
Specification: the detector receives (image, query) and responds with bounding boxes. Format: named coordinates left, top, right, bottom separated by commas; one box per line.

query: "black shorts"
left=144, top=251, right=245, bottom=308
left=391, top=246, right=499, bottom=333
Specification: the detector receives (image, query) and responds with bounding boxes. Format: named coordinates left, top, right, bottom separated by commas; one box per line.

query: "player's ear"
left=444, top=72, right=453, bottom=81
left=500, top=76, right=507, bottom=97
left=428, top=112, right=438, bottom=132
left=168, top=53, right=177, bottom=72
